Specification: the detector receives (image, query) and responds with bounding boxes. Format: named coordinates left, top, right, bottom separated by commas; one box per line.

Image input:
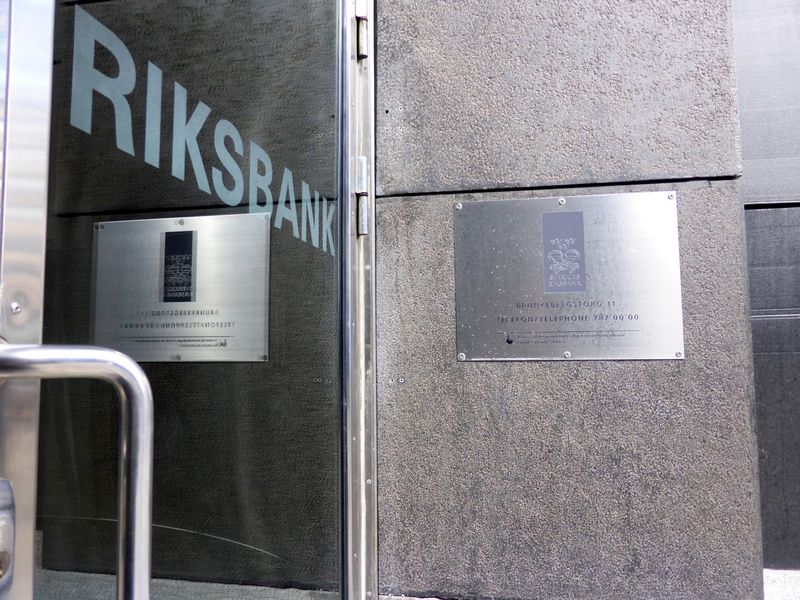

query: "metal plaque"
left=454, top=192, right=685, bottom=361
left=93, top=213, right=270, bottom=362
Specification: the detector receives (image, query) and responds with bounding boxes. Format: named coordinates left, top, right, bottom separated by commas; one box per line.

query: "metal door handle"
left=0, top=345, right=153, bottom=600
left=0, top=478, right=13, bottom=598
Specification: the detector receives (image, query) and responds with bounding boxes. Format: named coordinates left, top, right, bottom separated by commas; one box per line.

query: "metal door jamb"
left=340, top=0, right=377, bottom=598
left=0, top=1, right=56, bottom=598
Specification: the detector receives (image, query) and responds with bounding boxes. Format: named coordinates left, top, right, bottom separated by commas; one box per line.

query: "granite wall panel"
left=376, top=0, right=741, bottom=196
left=376, top=181, right=762, bottom=600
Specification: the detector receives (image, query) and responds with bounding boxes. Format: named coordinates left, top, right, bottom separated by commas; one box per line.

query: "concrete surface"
left=376, top=180, right=762, bottom=599
left=376, top=0, right=741, bottom=196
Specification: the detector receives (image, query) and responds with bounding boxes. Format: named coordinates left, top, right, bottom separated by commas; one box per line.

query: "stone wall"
left=374, top=1, right=762, bottom=599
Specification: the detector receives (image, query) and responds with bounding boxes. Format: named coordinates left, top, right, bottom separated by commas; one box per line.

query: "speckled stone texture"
left=375, top=0, right=741, bottom=196
left=376, top=180, right=762, bottom=600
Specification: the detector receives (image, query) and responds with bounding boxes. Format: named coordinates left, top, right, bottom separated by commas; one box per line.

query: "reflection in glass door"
left=34, top=1, right=342, bottom=598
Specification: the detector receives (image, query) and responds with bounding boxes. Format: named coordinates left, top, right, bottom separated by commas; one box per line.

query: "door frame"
left=0, top=0, right=378, bottom=598
left=0, top=0, right=56, bottom=597
left=339, top=0, right=377, bottom=599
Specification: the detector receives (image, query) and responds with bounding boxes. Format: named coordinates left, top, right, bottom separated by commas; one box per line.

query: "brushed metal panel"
left=741, top=157, right=800, bottom=205
left=752, top=318, right=800, bottom=568
left=92, top=214, right=269, bottom=362
left=0, top=1, right=55, bottom=599
left=740, top=106, right=800, bottom=161
left=341, top=0, right=378, bottom=598
left=752, top=316, right=800, bottom=354
left=735, top=2, right=800, bottom=204
left=0, top=478, right=12, bottom=594
left=745, top=206, right=800, bottom=313
left=454, top=192, right=685, bottom=361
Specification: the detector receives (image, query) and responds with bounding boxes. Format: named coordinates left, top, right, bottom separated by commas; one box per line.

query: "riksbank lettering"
left=70, top=6, right=335, bottom=256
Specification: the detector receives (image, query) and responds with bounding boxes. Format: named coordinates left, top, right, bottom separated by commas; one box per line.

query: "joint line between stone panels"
left=375, top=174, right=740, bottom=200
left=744, top=201, right=800, bottom=210
left=62, top=0, right=120, bottom=6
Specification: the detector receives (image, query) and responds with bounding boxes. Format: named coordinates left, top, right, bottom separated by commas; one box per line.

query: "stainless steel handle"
left=0, top=345, right=153, bottom=600
left=0, top=478, right=14, bottom=599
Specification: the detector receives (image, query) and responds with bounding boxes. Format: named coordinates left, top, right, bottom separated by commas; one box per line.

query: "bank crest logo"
left=162, top=230, right=196, bottom=302
left=548, top=238, right=581, bottom=274
left=542, top=211, right=586, bottom=293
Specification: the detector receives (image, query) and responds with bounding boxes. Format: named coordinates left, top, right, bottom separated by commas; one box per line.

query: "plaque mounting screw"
left=675, top=351, right=683, bottom=358
left=558, top=197, right=566, bottom=206
left=455, top=203, right=463, bottom=211
left=457, top=353, right=466, bottom=361
left=563, top=351, right=571, bottom=359
left=9, top=302, right=21, bottom=315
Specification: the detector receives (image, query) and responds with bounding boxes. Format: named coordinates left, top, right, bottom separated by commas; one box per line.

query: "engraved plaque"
left=454, top=192, right=685, bottom=361
left=93, top=213, right=269, bottom=362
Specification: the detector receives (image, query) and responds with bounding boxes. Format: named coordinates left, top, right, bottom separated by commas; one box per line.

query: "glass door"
left=1, top=1, right=345, bottom=598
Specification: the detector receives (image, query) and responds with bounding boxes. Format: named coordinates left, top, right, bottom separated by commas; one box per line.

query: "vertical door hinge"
left=357, top=194, right=369, bottom=237
left=356, top=16, right=369, bottom=60
left=354, top=156, right=368, bottom=196
left=355, top=155, right=369, bottom=236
